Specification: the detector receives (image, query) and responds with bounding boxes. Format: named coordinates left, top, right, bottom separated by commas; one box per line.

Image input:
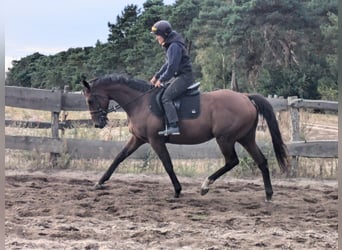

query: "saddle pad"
left=150, top=90, right=201, bottom=120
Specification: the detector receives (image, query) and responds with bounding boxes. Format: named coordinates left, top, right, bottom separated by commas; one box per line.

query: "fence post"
left=288, top=96, right=299, bottom=177
left=49, top=111, right=59, bottom=167
left=49, top=88, right=62, bottom=167
left=61, top=85, right=70, bottom=137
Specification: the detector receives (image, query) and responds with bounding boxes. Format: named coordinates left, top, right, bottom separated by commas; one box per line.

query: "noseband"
left=89, top=95, right=113, bottom=128
left=89, top=103, right=120, bottom=115
left=89, top=93, right=121, bottom=117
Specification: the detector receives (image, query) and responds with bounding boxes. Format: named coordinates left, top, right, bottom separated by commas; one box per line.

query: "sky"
left=5, top=0, right=175, bottom=71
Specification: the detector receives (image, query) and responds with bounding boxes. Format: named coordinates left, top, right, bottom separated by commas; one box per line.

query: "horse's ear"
left=82, top=80, right=91, bottom=94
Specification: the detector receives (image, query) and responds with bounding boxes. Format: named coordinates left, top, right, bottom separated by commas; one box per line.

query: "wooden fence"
left=5, top=86, right=338, bottom=175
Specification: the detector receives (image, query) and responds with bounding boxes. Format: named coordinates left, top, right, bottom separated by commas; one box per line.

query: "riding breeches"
left=161, top=73, right=194, bottom=124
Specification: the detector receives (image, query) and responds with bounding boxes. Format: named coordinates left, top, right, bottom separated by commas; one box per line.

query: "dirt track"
left=5, top=170, right=337, bottom=249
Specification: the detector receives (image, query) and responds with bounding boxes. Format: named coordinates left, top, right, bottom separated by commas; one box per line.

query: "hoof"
left=200, top=177, right=213, bottom=196
left=265, top=198, right=272, bottom=203
left=94, top=183, right=105, bottom=190
left=200, top=188, right=209, bottom=196
left=265, top=192, right=273, bottom=202
left=174, top=193, right=181, bottom=198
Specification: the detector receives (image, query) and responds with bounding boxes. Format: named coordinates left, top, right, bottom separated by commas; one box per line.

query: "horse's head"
left=82, top=80, right=109, bottom=129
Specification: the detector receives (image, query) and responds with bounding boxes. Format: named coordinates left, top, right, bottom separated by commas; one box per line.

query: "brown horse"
left=82, top=75, right=289, bottom=201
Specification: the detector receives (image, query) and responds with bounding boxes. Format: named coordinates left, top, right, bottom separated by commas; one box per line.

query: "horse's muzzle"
left=95, top=123, right=105, bottom=129
left=94, top=115, right=108, bottom=129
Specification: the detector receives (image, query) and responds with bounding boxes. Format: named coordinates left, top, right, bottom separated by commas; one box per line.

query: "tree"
left=188, top=0, right=235, bottom=90
left=6, top=52, right=44, bottom=87
left=5, top=0, right=337, bottom=100
left=316, top=12, right=338, bottom=100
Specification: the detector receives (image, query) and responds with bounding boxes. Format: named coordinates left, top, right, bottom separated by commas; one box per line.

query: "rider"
left=150, top=20, right=195, bottom=136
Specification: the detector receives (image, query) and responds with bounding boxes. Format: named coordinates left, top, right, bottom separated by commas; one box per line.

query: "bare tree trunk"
left=230, top=51, right=239, bottom=92
left=230, top=68, right=239, bottom=92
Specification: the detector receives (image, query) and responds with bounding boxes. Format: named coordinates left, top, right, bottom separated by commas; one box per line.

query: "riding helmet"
left=151, top=20, right=172, bottom=39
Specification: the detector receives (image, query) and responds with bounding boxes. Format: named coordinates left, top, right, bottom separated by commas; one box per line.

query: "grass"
left=5, top=107, right=338, bottom=179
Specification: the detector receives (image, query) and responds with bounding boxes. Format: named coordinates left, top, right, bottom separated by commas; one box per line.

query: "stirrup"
left=158, top=126, right=180, bottom=136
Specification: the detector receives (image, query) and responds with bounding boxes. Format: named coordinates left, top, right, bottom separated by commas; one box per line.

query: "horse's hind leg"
left=239, top=138, right=273, bottom=202
left=201, top=138, right=239, bottom=195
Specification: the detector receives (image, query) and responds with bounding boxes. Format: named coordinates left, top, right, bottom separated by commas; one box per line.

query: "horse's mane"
left=92, top=74, right=152, bottom=93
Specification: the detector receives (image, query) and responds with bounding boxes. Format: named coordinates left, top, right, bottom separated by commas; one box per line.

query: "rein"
left=91, top=86, right=156, bottom=115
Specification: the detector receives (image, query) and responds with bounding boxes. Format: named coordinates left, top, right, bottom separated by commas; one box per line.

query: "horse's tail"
left=248, top=94, right=289, bottom=173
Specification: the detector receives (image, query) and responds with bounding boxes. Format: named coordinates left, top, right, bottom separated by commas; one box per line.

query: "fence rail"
left=5, top=86, right=338, bottom=174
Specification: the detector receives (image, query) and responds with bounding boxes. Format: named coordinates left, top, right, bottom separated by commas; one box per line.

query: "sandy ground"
left=5, top=170, right=337, bottom=250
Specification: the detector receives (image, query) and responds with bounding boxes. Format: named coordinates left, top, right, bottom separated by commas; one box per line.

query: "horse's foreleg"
left=96, top=136, right=144, bottom=188
left=150, top=141, right=182, bottom=198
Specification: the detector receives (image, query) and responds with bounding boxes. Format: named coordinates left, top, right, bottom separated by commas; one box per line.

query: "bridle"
left=88, top=94, right=111, bottom=128
left=89, top=94, right=120, bottom=115
left=89, top=86, right=156, bottom=116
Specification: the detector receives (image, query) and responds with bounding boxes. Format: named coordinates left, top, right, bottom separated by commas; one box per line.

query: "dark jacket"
left=155, top=31, right=193, bottom=83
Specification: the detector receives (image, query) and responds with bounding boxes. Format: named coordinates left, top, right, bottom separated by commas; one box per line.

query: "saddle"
left=150, top=82, right=201, bottom=120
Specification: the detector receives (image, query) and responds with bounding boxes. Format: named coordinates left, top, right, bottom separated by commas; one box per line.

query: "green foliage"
left=5, top=0, right=337, bottom=100
left=6, top=52, right=45, bottom=87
